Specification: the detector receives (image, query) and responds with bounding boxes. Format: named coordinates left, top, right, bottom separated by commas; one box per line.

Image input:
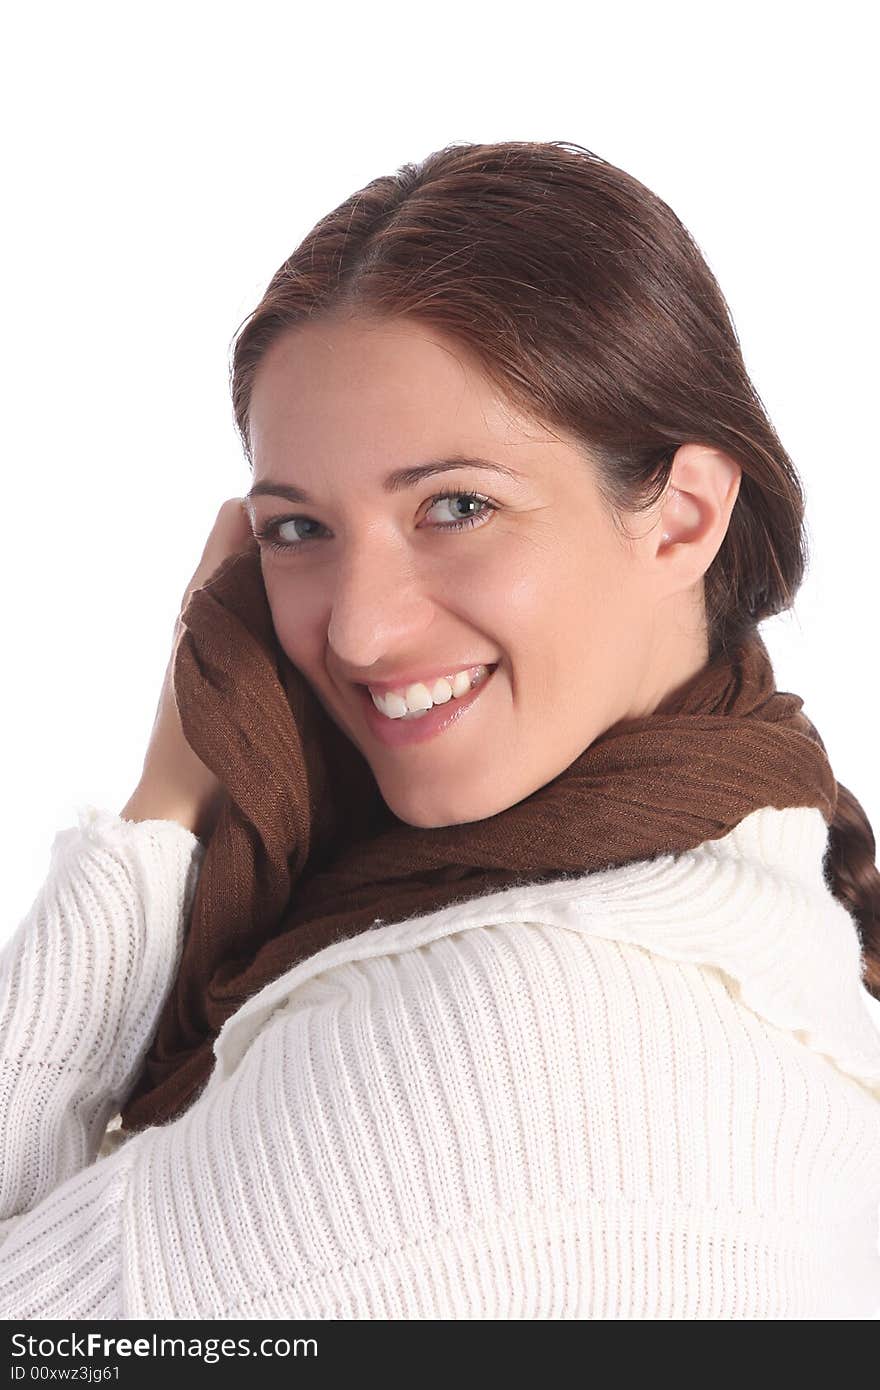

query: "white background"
left=2, top=0, right=877, bottom=956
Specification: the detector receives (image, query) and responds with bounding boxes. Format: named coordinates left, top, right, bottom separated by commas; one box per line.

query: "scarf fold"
left=118, top=547, right=839, bottom=1133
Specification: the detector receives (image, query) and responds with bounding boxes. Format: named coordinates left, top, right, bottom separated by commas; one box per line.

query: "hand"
left=120, top=497, right=258, bottom=840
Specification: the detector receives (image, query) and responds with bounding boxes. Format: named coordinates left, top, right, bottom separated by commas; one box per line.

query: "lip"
left=356, top=664, right=499, bottom=747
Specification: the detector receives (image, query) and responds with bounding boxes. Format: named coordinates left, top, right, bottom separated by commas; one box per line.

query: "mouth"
left=355, top=663, right=500, bottom=748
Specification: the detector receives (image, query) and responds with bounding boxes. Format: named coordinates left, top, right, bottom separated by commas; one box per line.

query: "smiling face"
left=245, top=313, right=725, bottom=829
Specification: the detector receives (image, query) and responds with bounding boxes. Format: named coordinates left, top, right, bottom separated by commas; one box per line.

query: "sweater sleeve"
left=2, top=910, right=878, bottom=1319
left=1, top=922, right=620, bottom=1319
left=0, top=806, right=204, bottom=1222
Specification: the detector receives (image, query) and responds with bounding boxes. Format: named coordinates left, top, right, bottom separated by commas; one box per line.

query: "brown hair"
left=228, top=138, right=879, bottom=998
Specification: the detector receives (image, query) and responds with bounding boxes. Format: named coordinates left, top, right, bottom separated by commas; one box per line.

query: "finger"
left=202, top=497, right=257, bottom=564
left=183, top=498, right=258, bottom=603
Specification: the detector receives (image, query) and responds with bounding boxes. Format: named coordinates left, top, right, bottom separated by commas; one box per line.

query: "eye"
left=252, top=489, right=498, bottom=556
left=253, top=515, right=325, bottom=553
left=423, top=490, right=497, bottom=531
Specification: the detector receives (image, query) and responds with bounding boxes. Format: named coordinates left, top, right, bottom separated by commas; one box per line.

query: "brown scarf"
left=118, top=547, right=839, bottom=1134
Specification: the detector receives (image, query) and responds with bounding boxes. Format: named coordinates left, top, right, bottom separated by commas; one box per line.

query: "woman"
left=2, top=139, right=879, bottom=1320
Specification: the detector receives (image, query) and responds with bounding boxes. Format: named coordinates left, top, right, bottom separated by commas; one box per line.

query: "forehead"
left=247, top=316, right=556, bottom=470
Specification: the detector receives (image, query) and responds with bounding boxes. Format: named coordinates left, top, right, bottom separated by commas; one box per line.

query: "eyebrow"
left=246, top=455, right=526, bottom=505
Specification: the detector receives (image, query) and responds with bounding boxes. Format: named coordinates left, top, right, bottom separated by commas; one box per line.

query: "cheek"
left=489, top=535, right=596, bottom=633
left=492, top=538, right=644, bottom=699
left=260, top=567, right=323, bottom=669
left=459, top=547, right=575, bottom=704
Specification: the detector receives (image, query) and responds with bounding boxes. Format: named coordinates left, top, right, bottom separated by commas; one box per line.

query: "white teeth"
left=368, top=664, right=493, bottom=720
left=403, top=682, right=433, bottom=711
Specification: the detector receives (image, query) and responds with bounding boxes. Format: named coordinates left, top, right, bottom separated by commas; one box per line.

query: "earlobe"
left=660, top=485, right=678, bottom=546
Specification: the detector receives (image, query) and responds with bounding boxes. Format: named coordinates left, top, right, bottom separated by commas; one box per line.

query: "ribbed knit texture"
left=1, top=802, right=879, bottom=1319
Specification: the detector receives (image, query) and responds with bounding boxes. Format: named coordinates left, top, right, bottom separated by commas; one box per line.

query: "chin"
left=377, top=782, right=508, bottom=830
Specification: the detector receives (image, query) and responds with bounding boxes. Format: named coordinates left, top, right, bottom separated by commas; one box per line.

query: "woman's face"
left=246, top=313, right=722, bottom=828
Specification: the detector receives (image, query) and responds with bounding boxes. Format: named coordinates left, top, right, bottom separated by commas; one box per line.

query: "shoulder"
left=227, top=921, right=773, bottom=1139
left=234, top=908, right=880, bottom=1175
left=117, top=915, right=880, bottom=1318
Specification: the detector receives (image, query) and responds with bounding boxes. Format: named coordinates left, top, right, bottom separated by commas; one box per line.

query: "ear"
left=656, top=443, right=742, bottom=563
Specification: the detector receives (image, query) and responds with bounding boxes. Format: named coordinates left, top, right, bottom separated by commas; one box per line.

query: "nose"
left=325, top=539, right=435, bottom=672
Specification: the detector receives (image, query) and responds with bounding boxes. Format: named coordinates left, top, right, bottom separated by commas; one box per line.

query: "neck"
left=630, top=591, right=711, bottom=720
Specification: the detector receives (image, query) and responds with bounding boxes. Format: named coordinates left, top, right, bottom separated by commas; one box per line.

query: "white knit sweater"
left=1, top=802, right=879, bottom=1320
